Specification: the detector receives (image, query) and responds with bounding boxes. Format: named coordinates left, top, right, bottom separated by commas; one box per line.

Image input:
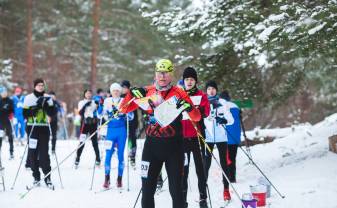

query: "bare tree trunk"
left=26, top=0, right=33, bottom=90
left=91, top=0, right=100, bottom=92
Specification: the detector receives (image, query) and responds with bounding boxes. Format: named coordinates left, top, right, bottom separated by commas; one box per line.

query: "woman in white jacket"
left=203, top=81, right=234, bottom=202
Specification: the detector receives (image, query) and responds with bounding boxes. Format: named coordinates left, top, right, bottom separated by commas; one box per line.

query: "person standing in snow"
left=23, top=79, right=57, bottom=186
left=219, top=90, right=241, bottom=183
left=180, top=67, right=210, bottom=208
left=121, top=80, right=139, bottom=167
left=0, top=86, right=15, bottom=159
left=120, top=59, right=201, bottom=208
left=75, top=89, right=101, bottom=167
left=203, top=81, right=234, bottom=201
left=102, top=83, right=134, bottom=189
left=11, top=87, right=26, bottom=144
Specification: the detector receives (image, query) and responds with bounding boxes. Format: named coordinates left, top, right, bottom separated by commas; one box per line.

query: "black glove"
left=83, top=101, right=92, bottom=109
left=215, top=117, right=227, bottom=125
left=176, top=99, right=193, bottom=112
left=37, top=97, right=50, bottom=109
left=130, top=87, right=146, bottom=99
left=30, top=106, right=39, bottom=117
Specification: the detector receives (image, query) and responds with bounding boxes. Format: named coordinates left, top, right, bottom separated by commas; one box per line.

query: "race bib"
left=184, top=153, right=189, bottom=166
left=0, top=130, right=4, bottom=137
left=104, top=140, right=113, bottom=150
left=17, top=102, right=24, bottom=108
left=29, top=138, right=38, bottom=149
left=140, top=161, right=150, bottom=178
left=79, top=134, right=87, bottom=142
left=190, top=96, right=202, bottom=105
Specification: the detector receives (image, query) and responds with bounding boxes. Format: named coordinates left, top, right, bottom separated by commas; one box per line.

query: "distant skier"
left=48, top=91, right=62, bottom=153
left=102, top=83, right=133, bottom=189
left=0, top=86, right=14, bottom=159
left=74, top=89, right=101, bottom=168
left=23, top=79, right=57, bottom=187
left=180, top=67, right=210, bottom=208
left=220, top=90, right=241, bottom=183
left=203, top=81, right=234, bottom=202
left=121, top=59, right=201, bottom=208
left=11, top=87, right=26, bottom=144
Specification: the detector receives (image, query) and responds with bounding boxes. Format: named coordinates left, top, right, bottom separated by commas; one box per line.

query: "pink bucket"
left=250, top=185, right=267, bottom=207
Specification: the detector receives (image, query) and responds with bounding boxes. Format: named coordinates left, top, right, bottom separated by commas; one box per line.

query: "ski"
left=94, top=187, right=113, bottom=194
left=25, top=183, right=55, bottom=191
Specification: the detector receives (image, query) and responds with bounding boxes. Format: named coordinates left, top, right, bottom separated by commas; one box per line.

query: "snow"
left=1, top=113, right=337, bottom=208
left=258, top=26, right=280, bottom=43
left=308, top=22, right=327, bottom=35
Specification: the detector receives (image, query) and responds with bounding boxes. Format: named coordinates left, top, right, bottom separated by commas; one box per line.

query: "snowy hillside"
left=1, top=114, right=337, bottom=208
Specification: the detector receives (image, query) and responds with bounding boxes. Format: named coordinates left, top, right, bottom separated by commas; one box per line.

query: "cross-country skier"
left=23, top=79, right=57, bottom=187
left=0, top=86, right=14, bottom=159
left=120, top=59, right=201, bottom=208
left=11, top=87, right=26, bottom=144
left=121, top=80, right=139, bottom=167
left=102, top=83, right=134, bottom=189
left=203, top=81, right=234, bottom=202
left=180, top=67, right=210, bottom=208
left=75, top=89, right=101, bottom=167
left=219, top=90, right=241, bottom=183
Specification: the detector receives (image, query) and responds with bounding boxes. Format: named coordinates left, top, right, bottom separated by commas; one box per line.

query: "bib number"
left=29, top=138, right=38, bottom=149
left=0, top=130, right=4, bottom=137
left=140, top=161, right=150, bottom=178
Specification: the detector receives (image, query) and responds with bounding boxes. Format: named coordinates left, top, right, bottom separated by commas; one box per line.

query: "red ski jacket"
left=120, top=85, right=201, bottom=139
left=181, top=89, right=210, bottom=138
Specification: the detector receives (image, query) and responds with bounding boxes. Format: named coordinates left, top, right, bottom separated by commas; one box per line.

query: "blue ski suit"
left=103, top=97, right=133, bottom=177
left=11, top=95, right=26, bottom=139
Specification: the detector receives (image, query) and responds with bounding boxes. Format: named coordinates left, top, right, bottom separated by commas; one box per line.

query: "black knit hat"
left=33, top=78, right=44, bottom=87
left=121, top=80, right=131, bottom=89
left=183, top=67, right=198, bottom=82
left=205, top=80, right=218, bottom=91
left=220, top=90, right=231, bottom=101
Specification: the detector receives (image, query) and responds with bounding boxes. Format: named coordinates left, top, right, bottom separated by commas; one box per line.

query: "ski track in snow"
left=1, top=114, right=337, bottom=208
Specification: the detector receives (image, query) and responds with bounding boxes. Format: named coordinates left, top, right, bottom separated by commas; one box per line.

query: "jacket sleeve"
left=119, top=92, right=139, bottom=114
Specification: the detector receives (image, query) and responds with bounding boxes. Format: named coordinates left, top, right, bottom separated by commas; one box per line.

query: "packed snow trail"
left=1, top=114, right=337, bottom=208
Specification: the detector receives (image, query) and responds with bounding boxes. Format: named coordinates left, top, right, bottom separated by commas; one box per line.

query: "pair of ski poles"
left=17, top=97, right=135, bottom=199
left=11, top=116, right=64, bottom=190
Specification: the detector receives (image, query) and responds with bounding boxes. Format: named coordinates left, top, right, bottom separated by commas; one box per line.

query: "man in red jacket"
left=120, top=59, right=201, bottom=208
left=180, top=67, right=210, bottom=208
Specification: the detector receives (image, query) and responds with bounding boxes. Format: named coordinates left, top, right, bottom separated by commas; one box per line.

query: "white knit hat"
left=110, top=83, right=122, bottom=93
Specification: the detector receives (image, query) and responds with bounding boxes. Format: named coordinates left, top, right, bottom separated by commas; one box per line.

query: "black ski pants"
left=0, top=118, right=14, bottom=154
left=141, top=136, right=184, bottom=208
left=76, top=123, right=100, bottom=162
left=227, top=144, right=238, bottom=182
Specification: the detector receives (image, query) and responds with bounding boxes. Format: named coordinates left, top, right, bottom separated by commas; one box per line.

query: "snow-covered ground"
left=1, top=113, right=337, bottom=208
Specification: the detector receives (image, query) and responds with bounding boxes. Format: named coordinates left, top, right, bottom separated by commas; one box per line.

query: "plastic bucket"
left=250, top=185, right=267, bottom=207
left=258, top=177, right=271, bottom=198
left=242, top=193, right=257, bottom=208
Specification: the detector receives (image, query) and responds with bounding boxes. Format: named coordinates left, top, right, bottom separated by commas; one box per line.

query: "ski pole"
left=239, top=111, right=253, bottom=162
left=89, top=159, right=96, bottom=190
left=192, top=122, right=246, bottom=208
left=132, top=188, right=142, bottom=208
left=0, top=150, right=5, bottom=191
left=206, top=184, right=212, bottom=208
left=126, top=115, right=130, bottom=192
left=47, top=120, right=64, bottom=189
left=222, top=125, right=286, bottom=199
left=11, top=118, right=36, bottom=190
left=19, top=98, right=136, bottom=199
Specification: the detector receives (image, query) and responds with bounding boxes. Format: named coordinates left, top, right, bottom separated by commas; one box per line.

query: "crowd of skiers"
left=0, top=59, right=243, bottom=208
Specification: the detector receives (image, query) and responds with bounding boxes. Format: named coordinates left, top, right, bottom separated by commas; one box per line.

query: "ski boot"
left=223, top=189, right=231, bottom=201
left=74, top=158, right=80, bottom=169
left=95, top=159, right=101, bottom=167
left=116, top=176, right=122, bottom=188
left=103, top=175, right=110, bottom=189
left=199, top=199, right=208, bottom=208
left=45, top=178, right=55, bottom=190
left=9, top=153, right=14, bottom=160
left=156, top=175, right=163, bottom=190
left=33, top=179, right=41, bottom=187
